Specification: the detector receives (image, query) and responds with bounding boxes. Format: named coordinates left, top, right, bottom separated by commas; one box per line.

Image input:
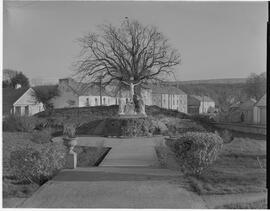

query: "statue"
left=118, top=92, right=126, bottom=115
left=121, top=77, right=142, bottom=100
left=138, top=96, right=146, bottom=116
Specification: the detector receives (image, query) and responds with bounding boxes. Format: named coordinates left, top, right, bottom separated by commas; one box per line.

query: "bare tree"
left=75, top=19, right=180, bottom=101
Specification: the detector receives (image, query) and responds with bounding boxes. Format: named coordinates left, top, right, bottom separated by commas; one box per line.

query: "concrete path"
left=19, top=136, right=207, bottom=208
left=20, top=167, right=206, bottom=208
left=202, top=192, right=267, bottom=208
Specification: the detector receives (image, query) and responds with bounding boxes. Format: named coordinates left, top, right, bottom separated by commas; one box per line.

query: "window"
left=95, top=98, right=98, bottom=106
left=25, top=106, right=29, bottom=116
left=15, top=107, right=21, bottom=115
left=86, top=98, right=90, bottom=106
left=103, top=98, right=106, bottom=105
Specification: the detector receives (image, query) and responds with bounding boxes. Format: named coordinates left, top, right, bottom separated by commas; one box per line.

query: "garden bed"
left=2, top=131, right=111, bottom=208
left=186, top=137, right=266, bottom=195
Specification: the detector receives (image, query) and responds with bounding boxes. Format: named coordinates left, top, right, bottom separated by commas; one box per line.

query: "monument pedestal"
left=65, top=151, right=77, bottom=169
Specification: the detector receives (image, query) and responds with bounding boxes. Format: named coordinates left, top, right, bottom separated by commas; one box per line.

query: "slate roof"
left=191, top=95, right=214, bottom=102
left=238, top=99, right=257, bottom=110
left=2, top=87, right=29, bottom=115
left=60, top=78, right=114, bottom=97
left=255, top=94, right=266, bottom=107
left=149, top=85, right=186, bottom=95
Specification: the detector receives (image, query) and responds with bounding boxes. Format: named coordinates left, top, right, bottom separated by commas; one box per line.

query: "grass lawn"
left=186, top=137, right=266, bottom=195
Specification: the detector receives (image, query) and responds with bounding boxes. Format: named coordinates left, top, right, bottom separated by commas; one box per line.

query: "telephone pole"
left=99, top=75, right=102, bottom=106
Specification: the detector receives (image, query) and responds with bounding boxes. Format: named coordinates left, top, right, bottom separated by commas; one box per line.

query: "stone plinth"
left=124, top=102, right=137, bottom=115
left=65, top=152, right=77, bottom=169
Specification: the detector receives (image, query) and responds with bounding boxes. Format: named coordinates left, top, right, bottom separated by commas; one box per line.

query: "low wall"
left=210, top=122, right=266, bottom=136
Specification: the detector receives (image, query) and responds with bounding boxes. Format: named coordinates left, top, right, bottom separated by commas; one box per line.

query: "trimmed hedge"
left=103, top=117, right=155, bottom=137
left=3, top=115, right=44, bottom=132
left=166, top=132, right=223, bottom=175
left=9, top=142, right=66, bottom=185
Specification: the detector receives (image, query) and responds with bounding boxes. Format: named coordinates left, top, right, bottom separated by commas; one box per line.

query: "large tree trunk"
left=133, top=85, right=142, bottom=113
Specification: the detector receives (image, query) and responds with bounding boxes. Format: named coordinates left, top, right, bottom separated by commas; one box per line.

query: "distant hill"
left=170, top=78, right=247, bottom=85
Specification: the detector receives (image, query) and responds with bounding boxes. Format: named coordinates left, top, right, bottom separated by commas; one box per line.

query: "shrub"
left=3, top=115, right=41, bottom=132
left=119, top=118, right=155, bottom=137
left=9, top=143, right=67, bottom=185
left=166, top=132, right=223, bottom=175
left=219, top=129, right=234, bottom=144
left=30, top=128, right=53, bottom=144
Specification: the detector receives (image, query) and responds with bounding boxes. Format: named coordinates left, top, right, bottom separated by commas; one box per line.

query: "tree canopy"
left=244, top=72, right=266, bottom=101
left=2, top=71, right=30, bottom=89
left=76, top=19, right=180, bottom=94
left=10, top=72, right=30, bottom=88
left=32, top=85, right=59, bottom=110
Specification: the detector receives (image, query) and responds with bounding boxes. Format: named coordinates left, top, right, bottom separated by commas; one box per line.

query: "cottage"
left=150, top=85, right=187, bottom=113
left=227, top=99, right=257, bottom=123
left=191, top=95, right=215, bottom=114
left=3, top=87, right=44, bottom=116
left=51, top=78, right=116, bottom=108
left=253, top=94, right=266, bottom=125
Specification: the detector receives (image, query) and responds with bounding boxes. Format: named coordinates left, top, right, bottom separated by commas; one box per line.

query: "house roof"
left=255, top=94, right=266, bottom=107
left=2, top=87, right=29, bottom=115
left=191, top=95, right=214, bottom=102
left=239, top=98, right=257, bottom=110
left=230, top=101, right=241, bottom=108
left=149, top=85, right=186, bottom=95
left=32, top=85, right=58, bottom=93
left=59, top=78, right=114, bottom=97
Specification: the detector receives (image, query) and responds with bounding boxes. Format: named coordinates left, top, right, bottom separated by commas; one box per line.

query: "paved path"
left=19, top=136, right=207, bottom=208
left=202, top=192, right=267, bottom=208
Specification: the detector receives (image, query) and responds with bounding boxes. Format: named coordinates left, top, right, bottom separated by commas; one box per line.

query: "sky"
left=3, top=1, right=268, bottom=84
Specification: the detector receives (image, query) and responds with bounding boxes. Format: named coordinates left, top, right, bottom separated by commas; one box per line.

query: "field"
left=186, top=137, right=266, bottom=195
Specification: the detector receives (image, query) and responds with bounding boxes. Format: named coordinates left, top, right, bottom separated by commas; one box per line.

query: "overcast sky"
left=3, top=1, right=267, bottom=84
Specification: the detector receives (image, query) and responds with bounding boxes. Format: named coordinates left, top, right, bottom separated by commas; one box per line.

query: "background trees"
left=244, top=72, right=266, bottom=101
left=76, top=19, right=180, bottom=99
left=32, top=85, right=59, bottom=111
left=2, top=70, right=30, bottom=88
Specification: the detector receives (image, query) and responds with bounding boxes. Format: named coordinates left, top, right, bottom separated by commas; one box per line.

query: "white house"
left=51, top=78, right=117, bottom=108
left=191, top=95, right=215, bottom=114
left=253, top=94, right=266, bottom=125
left=150, top=85, right=188, bottom=113
left=3, top=86, right=44, bottom=116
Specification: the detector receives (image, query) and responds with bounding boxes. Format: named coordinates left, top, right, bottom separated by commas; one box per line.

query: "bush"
left=30, top=128, right=53, bottom=144
left=9, top=143, right=67, bottom=185
left=117, top=117, right=155, bottom=137
left=3, top=115, right=42, bottom=132
left=166, top=132, right=223, bottom=175
left=219, top=129, right=234, bottom=144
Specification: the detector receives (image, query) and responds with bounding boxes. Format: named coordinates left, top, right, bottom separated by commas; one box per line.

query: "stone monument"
left=118, top=77, right=147, bottom=117
left=63, top=123, right=77, bottom=169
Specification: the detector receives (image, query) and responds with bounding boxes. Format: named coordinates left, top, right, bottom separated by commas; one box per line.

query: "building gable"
left=13, top=88, right=38, bottom=106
